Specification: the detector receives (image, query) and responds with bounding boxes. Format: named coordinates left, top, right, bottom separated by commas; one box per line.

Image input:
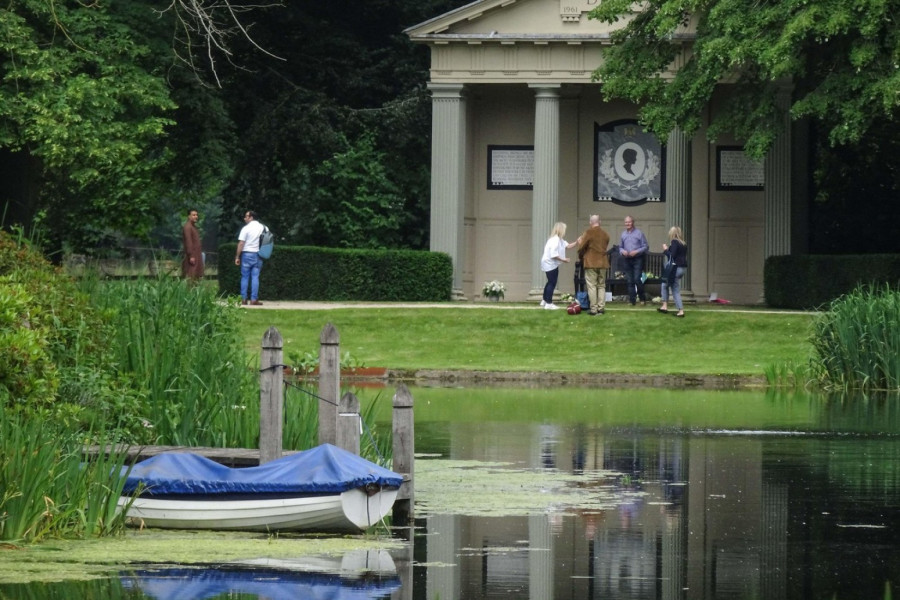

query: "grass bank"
left=235, top=304, right=817, bottom=377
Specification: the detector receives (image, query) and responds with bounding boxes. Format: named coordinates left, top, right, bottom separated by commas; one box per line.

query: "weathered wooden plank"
left=83, top=444, right=298, bottom=467
left=318, top=323, right=340, bottom=445
left=259, top=326, right=284, bottom=464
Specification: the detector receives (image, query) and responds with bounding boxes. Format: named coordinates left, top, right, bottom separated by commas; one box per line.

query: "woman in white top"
left=540, top=222, right=576, bottom=310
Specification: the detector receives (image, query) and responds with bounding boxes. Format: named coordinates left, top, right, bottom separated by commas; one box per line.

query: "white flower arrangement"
left=482, top=280, right=506, bottom=299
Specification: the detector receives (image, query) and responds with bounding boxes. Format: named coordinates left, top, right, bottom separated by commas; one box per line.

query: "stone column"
left=764, top=83, right=792, bottom=258
left=428, top=83, right=467, bottom=300
left=665, top=127, right=692, bottom=292
left=529, top=85, right=561, bottom=298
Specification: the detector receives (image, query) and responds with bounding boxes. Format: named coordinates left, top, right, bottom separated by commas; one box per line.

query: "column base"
left=679, top=289, right=697, bottom=304
left=451, top=288, right=468, bottom=301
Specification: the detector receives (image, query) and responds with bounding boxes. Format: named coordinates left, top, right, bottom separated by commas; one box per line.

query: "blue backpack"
left=258, top=226, right=274, bottom=259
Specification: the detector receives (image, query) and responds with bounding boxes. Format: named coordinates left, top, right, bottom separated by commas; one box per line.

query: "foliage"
left=764, top=254, right=900, bottom=309
left=808, top=119, right=900, bottom=254
left=86, top=276, right=257, bottom=447
left=0, top=1, right=176, bottom=250
left=217, top=1, right=470, bottom=250
left=312, top=132, right=405, bottom=249
left=218, top=244, right=453, bottom=301
left=0, top=232, right=141, bottom=432
left=811, top=286, right=900, bottom=391
left=589, top=0, right=900, bottom=158
left=0, top=408, right=131, bottom=542
left=286, top=350, right=366, bottom=376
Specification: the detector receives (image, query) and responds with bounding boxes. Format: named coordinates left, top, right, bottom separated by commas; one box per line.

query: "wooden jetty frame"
left=261, top=324, right=414, bottom=523
left=88, top=323, right=414, bottom=523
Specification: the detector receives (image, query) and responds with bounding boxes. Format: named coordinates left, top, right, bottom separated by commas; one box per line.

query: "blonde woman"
left=658, top=226, right=688, bottom=317
left=540, top=222, right=576, bottom=310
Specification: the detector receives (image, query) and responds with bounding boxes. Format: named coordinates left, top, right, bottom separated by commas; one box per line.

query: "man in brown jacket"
left=576, top=214, right=610, bottom=315
left=181, top=208, right=204, bottom=281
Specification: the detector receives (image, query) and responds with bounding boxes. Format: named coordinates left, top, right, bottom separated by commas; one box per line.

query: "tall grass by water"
left=0, top=406, right=130, bottom=543
left=84, top=277, right=258, bottom=447
left=83, top=275, right=386, bottom=459
left=812, top=286, right=900, bottom=392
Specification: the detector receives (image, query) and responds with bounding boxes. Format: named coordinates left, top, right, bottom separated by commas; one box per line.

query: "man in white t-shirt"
left=234, top=210, right=266, bottom=305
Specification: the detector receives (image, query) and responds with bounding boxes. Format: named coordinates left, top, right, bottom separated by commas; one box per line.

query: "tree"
left=217, top=1, right=470, bottom=250
left=0, top=1, right=176, bottom=251
left=311, top=132, right=405, bottom=249
left=589, top=0, right=900, bottom=159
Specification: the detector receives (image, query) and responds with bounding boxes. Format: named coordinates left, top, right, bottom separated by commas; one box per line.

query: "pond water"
left=4, top=387, right=900, bottom=599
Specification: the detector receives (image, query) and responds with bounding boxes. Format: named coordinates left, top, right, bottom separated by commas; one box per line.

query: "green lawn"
left=236, top=304, right=817, bottom=376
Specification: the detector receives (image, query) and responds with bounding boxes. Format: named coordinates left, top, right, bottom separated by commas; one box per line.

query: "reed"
left=88, top=276, right=257, bottom=446
left=0, top=408, right=130, bottom=542
left=763, top=359, right=820, bottom=390
left=812, top=286, right=900, bottom=392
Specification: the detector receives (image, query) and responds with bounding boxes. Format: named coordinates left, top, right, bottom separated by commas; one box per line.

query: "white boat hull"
left=119, top=487, right=398, bottom=533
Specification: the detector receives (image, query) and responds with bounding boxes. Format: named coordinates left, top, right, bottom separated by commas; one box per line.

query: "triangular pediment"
left=405, top=0, right=623, bottom=41
left=407, top=0, right=694, bottom=84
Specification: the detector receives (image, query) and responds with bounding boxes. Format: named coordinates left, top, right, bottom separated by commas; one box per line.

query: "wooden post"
left=336, top=391, right=361, bottom=455
left=259, top=326, right=284, bottom=464
left=318, top=323, right=340, bottom=445
left=392, top=384, right=415, bottom=526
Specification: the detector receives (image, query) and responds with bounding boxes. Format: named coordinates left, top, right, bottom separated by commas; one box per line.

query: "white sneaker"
left=544, top=303, right=559, bottom=310
left=539, top=300, right=546, bottom=307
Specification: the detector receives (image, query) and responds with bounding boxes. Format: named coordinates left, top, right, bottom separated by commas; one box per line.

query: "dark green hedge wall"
left=218, top=245, right=453, bottom=301
left=765, top=254, right=900, bottom=309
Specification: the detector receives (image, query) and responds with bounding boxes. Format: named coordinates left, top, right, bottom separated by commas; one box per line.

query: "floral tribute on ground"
left=482, top=280, right=506, bottom=300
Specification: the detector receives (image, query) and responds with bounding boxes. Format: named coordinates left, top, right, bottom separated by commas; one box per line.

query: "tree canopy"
left=0, top=1, right=175, bottom=249
left=0, top=0, right=468, bottom=253
left=4, top=0, right=897, bottom=254
left=590, top=0, right=900, bottom=159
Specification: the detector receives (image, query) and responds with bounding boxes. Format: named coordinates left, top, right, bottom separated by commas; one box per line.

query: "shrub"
left=218, top=244, right=453, bottom=301
left=0, top=232, right=139, bottom=433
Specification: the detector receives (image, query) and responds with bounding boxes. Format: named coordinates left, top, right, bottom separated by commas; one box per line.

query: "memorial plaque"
left=487, top=145, right=534, bottom=190
left=594, top=120, right=665, bottom=205
left=716, top=146, right=765, bottom=191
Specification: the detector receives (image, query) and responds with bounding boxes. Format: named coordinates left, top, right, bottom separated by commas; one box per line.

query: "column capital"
left=428, top=82, right=466, bottom=99
left=528, top=83, right=562, bottom=97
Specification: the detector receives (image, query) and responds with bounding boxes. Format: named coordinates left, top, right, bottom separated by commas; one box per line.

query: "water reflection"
left=403, top=388, right=900, bottom=599
left=0, top=551, right=401, bottom=600
left=7, top=388, right=900, bottom=600
left=121, top=564, right=401, bottom=599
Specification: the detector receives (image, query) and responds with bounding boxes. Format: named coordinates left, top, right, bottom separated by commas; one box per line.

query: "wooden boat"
left=118, top=444, right=401, bottom=533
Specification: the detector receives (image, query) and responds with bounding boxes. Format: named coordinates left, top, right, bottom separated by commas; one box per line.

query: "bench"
left=607, top=246, right=666, bottom=297
left=574, top=245, right=666, bottom=298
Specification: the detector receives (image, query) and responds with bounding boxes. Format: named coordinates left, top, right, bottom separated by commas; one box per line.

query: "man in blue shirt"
left=619, top=216, right=649, bottom=306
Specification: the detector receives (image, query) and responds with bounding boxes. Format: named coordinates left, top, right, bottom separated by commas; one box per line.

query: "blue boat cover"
left=121, top=567, right=401, bottom=600
left=121, top=444, right=403, bottom=496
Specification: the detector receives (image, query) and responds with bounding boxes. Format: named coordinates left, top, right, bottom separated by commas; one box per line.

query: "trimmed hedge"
left=765, top=254, right=900, bottom=309
left=218, top=244, right=453, bottom=301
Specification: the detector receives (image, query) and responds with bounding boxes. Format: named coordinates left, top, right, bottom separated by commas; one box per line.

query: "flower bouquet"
left=482, top=280, right=506, bottom=300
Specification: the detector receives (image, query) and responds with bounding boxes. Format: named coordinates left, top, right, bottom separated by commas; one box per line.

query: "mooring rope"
left=257, top=363, right=387, bottom=464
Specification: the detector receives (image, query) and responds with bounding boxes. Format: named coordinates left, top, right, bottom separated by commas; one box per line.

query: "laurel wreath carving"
left=599, top=148, right=661, bottom=192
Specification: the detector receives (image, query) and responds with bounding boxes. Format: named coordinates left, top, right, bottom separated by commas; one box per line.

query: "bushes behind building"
left=765, top=254, right=900, bottom=309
